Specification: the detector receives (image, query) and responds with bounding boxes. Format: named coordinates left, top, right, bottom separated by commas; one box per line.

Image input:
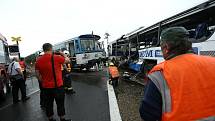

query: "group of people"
left=37, top=50, right=76, bottom=110
left=7, top=26, right=215, bottom=121
left=35, top=43, right=74, bottom=121
left=8, top=43, right=74, bottom=121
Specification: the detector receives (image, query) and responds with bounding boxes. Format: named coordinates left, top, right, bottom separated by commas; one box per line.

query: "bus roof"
left=53, top=34, right=101, bottom=47
left=138, top=0, right=215, bottom=36
left=111, top=0, right=215, bottom=49
left=78, top=34, right=100, bottom=40
left=113, top=0, right=215, bottom=42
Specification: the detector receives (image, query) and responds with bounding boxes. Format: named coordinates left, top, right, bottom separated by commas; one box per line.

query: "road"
left=0, top=68, right=111, bottom=121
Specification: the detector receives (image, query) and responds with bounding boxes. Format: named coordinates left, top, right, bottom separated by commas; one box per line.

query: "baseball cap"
left=160, top=27, right=189, bottom=43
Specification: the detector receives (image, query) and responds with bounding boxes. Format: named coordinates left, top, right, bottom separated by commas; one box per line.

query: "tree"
left=11, top=36, right=22, bottom=59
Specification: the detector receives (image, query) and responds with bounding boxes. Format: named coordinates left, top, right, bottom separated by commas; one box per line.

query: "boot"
left=66, top=88, right=76, bottom=94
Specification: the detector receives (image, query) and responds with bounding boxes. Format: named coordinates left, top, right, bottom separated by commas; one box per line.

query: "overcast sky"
left=0, top=0, right=206, bottom=57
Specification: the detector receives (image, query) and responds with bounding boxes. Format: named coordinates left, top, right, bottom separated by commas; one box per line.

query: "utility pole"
left=11, top=36, right=21, bottom=59
left=104, top=33, right=110, bottom=57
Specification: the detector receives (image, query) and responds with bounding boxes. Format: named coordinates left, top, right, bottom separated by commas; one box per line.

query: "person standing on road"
left=62, top=50, right=75, bottom=94
left=35, top=43, right=71, bottom=121
left=139, top=27, right=215, bottom=121
left=108, top=62, right=120, bottom=88
left=7, top=57, right=30, bottom=104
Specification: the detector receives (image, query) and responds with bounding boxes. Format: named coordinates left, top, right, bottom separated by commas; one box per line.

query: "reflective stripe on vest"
left=148, top=72, right=215, bottom=121
left=62, top=64, right=71, bottom=72
left=149, top=54, right=215, bottom=121
left=197, top=116, right=215, bottom=121
left=148, top=71, right=171, bottom=113
left=67, top=64, right=71, bottom=72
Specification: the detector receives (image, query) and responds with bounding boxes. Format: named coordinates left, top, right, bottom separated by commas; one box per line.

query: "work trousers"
left=111, top=77, right=119, bottom=88
left=43, top=87, right=65, bottom=117
left=23, top=70, right=27, bottom=81
left=11, top=78, right=27, bottom=102
left=63, top=74, right=72, bottom=88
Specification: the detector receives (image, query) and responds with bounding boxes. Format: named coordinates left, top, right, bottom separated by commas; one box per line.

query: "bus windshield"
left=80, top=39, right=95, bottom=51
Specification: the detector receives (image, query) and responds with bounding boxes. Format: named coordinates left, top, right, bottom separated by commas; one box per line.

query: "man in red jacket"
left=35, top=43, right=71, bottom=121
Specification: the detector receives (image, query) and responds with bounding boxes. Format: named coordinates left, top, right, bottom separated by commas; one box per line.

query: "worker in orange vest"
left=139, top=27, right=215, bottom=121
left=108, top=62, right=119, bottom=88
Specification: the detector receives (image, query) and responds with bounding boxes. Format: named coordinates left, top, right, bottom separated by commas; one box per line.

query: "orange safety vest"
left=149, top=54, right=215, bottom=121
left=109, top=66, right=119, bottom=78
left=67, top=63, right=71, bottom=72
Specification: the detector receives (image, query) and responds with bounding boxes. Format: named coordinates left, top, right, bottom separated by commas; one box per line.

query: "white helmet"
left=109, top=62, right=114, bottom=66
left=63, top=50, right=70, bottom=56
left=39, top=51, right=44, bottom=56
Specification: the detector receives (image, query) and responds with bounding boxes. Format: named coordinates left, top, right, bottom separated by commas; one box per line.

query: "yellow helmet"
left=109, top=62, right=114, bottom=66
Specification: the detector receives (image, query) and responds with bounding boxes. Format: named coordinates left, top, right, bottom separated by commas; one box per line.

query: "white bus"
left=53, top=34, right=106, bottom=70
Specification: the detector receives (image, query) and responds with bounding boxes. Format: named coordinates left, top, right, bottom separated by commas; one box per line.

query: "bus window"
left=195, top=23, right=208, bottom=39
left=0, top=41, right=6, bottom=63
left=69, top=42, right=75, bottom=56
left=75, top=40, right=80, bottom=53
left=3, top=46, right=9, bottom=64
left=189, top=24, right=215, bottom=43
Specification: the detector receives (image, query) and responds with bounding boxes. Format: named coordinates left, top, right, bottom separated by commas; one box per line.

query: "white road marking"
left=107, top=81, right=122, bottom=121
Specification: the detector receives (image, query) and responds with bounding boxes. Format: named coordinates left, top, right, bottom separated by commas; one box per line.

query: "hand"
left=59, top=51, right=67, bottom=57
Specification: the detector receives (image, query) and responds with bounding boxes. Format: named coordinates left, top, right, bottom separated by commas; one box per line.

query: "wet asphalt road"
left=0, top=69, right=110, bottom=121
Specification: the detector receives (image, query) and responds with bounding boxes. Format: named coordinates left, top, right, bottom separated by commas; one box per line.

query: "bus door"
left=69, top=42, right=75, bottom=57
